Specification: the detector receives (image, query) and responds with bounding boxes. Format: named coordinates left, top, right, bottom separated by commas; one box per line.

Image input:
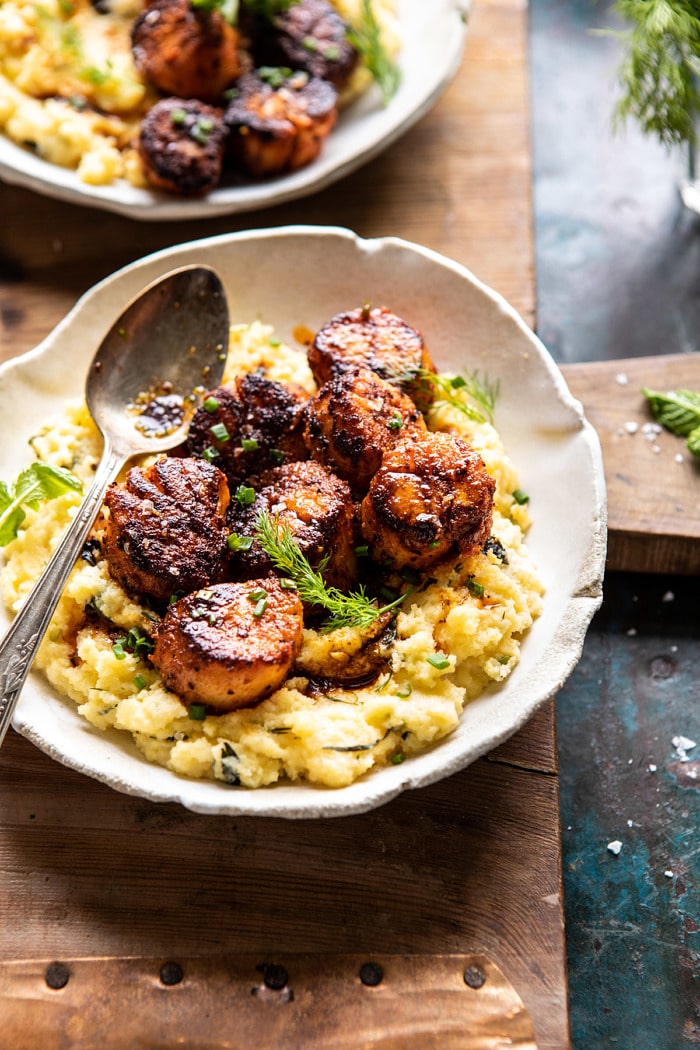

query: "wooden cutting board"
left=561, top=353, right=700, bottom=575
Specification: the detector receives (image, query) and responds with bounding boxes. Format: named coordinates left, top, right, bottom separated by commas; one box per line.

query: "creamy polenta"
left=0, top=322, right=544, bottom=789
left=0, top=0, right=400, bottom=188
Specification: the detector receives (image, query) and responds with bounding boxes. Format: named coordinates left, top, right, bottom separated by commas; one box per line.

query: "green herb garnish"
left=420, top=369, right=499, bottom=425
left=210, top=422, right=230, bottom=442
left=642, top=386, right=700, bottom=455
left=512, top=489, right=529, bottom=505
left=0, top=462, right=82, bottom=546
left=203, top=395, right=220, bottom=412
left=255, top=509, right=410, bottom=631
left=609, top=0, right=700, bottom=148
left=190, top=0, right=239, bottom=25
left=188, top=703, right=207, bottom=721
left=347, top=0, right=401, bottom=105
left=228, top=532, right=254, bottom=552
left=426, top=653, right=451, bottom=670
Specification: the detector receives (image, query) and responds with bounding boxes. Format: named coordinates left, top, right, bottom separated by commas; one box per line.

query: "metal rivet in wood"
left=44, top=963, right=69, bottom=990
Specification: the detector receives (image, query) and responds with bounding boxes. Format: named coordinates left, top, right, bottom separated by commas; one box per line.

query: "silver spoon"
left=0, top=264, right=229, bottom=747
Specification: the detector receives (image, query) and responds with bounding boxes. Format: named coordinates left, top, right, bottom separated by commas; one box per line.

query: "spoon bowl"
left=0, top=265, right=229, bottom=746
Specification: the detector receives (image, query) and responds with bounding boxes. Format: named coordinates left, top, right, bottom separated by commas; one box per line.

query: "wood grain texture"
left=562, top=354, right=700, bottom=575
left=0, top=1, right=569, bottom=1047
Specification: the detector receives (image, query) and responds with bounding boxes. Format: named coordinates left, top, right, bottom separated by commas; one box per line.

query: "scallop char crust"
left=272, top=0, right=359, bottom=89
left=187, top=374, right=309, bottom=486
left=229, top=460, right=357, bottom=592
left=303, top=367, right=427, bottom=493
left=224, top=71, right=337, bottom=177
left=361, top=431, right=496, bottom=571
left=138, top=97, right=227, bottom=196
left=308, top=306, right=437, bottom=409
left=103, top=457, right=230, bottom=603
left=131, top=0, right=243, bottom=102
left=152, top=578, right=303, bottom=712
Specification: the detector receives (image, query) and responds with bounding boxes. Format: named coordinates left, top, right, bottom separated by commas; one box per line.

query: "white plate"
left=0, top=0, right=469, bottom=221
left=0, top=227, right=607, bottom=817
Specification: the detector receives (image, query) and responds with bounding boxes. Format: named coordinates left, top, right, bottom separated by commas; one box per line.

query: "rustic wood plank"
left=0, top=729, right=564, bottom=1048
left=0, top=1, right=569, bottom=1047
left=562, top=354, right=700, bottom=575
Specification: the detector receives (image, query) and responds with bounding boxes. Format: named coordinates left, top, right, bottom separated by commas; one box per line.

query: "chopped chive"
left=375, top=673, right=392, bottom=692
left=248, top=587, right=268, bottom=602
left=241, top=437, right=259, bottom=452
left=279, top=577, right=298, bottom=590
left=324, top=45, right=340, bottom=60
left=235, top=484, right=255, bottom=505
left=391, top=752, right=406, bottom=765
left=428, top=539, right=441, bottom=549
left=170, top=107, right=187, bottom=126
left=387, top=412, right=403, bottom=431
left=188, top=703, right=207, bottom=721
left=268, top=448, right=285, bottom=465
left=400, top=566, right=421, bottom=586
left=202, top=446, right=220, bottom=462
left=466, top=578, right=485, bottom=598
left=379, top=586, right=398, bottom=602
left=210, top=422, right=230, bottom=442
left=497, top=654, right=511, bottom=665
left=203, top=395, right=220, bottom=412
left=396, top=683, right=412, bottom=698
left=253, top=598, right=267, bottom=618
left=426, top=653, right=451, bottom=670
left=112, top=641, right=126, bottom=660
left=268, top=336, right=281, bottom=347
left=227, top=533, right=254, bottom=552
left=512, top=489, right=530, bottom=505
left=134, top=674, right=147, bottom=690
left=302, top=35, right=318, bottom=50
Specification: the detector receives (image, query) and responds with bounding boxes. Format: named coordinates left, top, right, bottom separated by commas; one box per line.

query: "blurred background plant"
left=610, top=0, right=700, bottom=147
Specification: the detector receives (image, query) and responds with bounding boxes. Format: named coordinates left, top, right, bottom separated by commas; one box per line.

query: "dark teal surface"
left=530, top=2, right=700, bottom=1046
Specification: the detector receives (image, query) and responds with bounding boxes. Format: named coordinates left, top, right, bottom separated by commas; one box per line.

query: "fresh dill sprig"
left=609, top=0, right=700, bottom=147
left=347, top=0, right=401, bottom=106
left=419, top=368, right=499, bottom=425
left=255, top=509, right=409, bottom=631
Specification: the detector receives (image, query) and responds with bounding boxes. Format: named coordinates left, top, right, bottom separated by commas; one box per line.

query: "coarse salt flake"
left=615, top=373, right=628, bottom=385
left=624, top=421, right=638, bottom=434
left=664, top=870, right=674, bottom=878
left=661, top=591, right=675, bottom=603
left=675, top=453, right=684, bottom=464
left=608, top=840, right=623, bottom=855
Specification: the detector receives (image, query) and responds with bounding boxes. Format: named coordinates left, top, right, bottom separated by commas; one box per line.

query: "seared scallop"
left=187, top=373, right=309, bottom=487
left=251, top=0, right=361, bottom=90
left=131, top=0, right=243, bottom=102
left=138, top=97, right=227, bottom=196
left=360, top=431, right=495, bottom=571
left=151, top=577, right=303, bottom=712
left=227, top=459, right=358, bottom=593
left=224, top=70, right=337, bottom=177
left=303, top=366, right=427, bottom=493
left=308, top=305, right=437, bottom=410
left=103, top=456, right=230, bottom=603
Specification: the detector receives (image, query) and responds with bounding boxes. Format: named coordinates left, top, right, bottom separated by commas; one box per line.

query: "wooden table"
left=0, top=1, right=570, bottom=1046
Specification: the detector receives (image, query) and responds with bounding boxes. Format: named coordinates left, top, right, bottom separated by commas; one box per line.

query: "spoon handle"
left=0, top=442, right=125, bottom=748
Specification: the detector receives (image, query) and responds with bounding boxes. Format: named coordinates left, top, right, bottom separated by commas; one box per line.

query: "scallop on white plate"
left=0, top=0, right=469, bottom=221
left=0, top=227, right=606, bottom=817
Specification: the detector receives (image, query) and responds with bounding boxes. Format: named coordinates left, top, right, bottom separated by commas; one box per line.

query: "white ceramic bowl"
left=0, top=0, right=469, bottom=220
left=0, top=227, right=606, bottom=817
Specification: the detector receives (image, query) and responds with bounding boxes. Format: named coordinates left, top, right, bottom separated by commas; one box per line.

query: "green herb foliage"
left=255, top=509, right=409, bottom=631
left=642, top=386, right=700, bottom=456
left=0, top=462, right=83, bottom=547
left=190, top=0, right=240, bottom=25
left=610, top=0, right=700, bottom=146
left=347, top=0, right=401, bottom=105
left=421, top=369, right=499, bottom=425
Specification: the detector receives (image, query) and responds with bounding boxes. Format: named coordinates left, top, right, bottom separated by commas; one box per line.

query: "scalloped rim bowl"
left=0, top=226, right=607, bottom=817
left=0, top=0, right=469, bottom=220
